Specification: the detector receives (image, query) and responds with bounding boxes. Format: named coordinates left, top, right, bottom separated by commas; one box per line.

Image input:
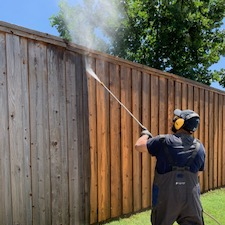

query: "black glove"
left=140, top=128, right=152, bottom=139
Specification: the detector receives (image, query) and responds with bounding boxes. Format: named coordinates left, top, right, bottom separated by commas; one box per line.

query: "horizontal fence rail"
left=0, top=21, right=224, bottom=225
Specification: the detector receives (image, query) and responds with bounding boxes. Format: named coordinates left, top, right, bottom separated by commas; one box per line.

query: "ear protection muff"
left=173, top=116, right=185, bottom=130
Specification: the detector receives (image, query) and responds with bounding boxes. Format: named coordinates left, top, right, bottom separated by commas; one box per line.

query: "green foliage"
left=113, top=0, right=225, bottom=85
left=50, top=1, right=72, bottom=41
left=50, top=0, right=225, bottom=86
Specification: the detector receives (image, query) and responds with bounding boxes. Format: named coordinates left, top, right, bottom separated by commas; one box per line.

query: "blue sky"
left=0, top=0, right=59, bottom=36
left=0, top=0, right=224, bottom=90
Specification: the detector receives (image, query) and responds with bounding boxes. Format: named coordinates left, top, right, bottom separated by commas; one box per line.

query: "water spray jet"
left=85, top=57, right=146, bottom=130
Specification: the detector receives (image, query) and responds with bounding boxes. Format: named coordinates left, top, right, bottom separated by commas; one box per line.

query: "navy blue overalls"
left=151, top=136, right=205, bottom=225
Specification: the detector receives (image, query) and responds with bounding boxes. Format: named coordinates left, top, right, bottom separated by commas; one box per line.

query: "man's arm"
left=135, top=135, right=149, bottom=153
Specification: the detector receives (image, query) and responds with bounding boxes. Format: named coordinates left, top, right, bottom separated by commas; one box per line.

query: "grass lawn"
left=105, top=188, right=225, bottom=225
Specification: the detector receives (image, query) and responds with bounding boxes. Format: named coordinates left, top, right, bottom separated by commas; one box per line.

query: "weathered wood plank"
left=6, top=33, right=32, bottom=225
left=66, top=52, right=82, bottom=224
left=20, top=36, right=33, bottom=225
left=47, top=45, right=69, bottom=225
left=0, top=31, right=12, bottom=225
left=77, top=55, right=90, bottom=224
left=28, top=40, right=51, bottom=225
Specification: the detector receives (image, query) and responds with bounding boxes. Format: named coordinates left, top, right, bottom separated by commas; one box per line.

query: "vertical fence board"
left=187, top=85, right=194, bottom=110
left=167, top=79, right=175, bottom=133
left=110, top=63, right=122, bottom=217
left=132, top=69, right=142, bottom=212
left=47, top=46, right=69, bottom=225
left=96, top=59, right=110, bottom=221
left=181, top=83, right=188, bottom=109
left=6, top=33, right=32, bottom=225
left=76, top=55, right=90, bottom=224
left=141, top=73, right=151, bottom=208
left=193, top=87, right=199, bottom=138
left=29, top=40, right=51, bottom=225
left=88, top=58, right=98, bottom=224
left=213, top=94, right=219, bottom=188
left=20, top=37, right=32, bottom=225
left=203, top=90, right=209, bottom=190
left=222, top=96, right=225, bottom=186
left=218, top=95, right=223, bottom=187
left=199, top=88, right=205, bottom=190
left=65, top=52, right=82, bottom=224
left=121, top=66, right=133, bottom=214
left=159, top=77, right=168, bottom=133
left=150, top=75, right=159, bottom=205
left=175, top=82, right=182, bottom=109
left=0, top=32, right=12, bottom=225
left=208, top=92, right=214, bottom=189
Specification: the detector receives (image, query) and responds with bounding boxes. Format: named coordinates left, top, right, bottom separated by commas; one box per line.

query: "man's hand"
left=141, top=129, right=152, bottom=139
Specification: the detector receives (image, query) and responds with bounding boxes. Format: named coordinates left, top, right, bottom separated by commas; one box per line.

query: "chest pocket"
left=160, top=137, right=201, bottom=172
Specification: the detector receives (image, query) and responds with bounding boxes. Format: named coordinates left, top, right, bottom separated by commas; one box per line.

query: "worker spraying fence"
left=85, top=59, right=222, bottom=225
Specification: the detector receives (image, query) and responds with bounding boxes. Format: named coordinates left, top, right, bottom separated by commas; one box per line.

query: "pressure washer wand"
left=86, top=67, right=146, bottom=130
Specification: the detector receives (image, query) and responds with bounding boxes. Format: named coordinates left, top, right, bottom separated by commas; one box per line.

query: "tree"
left=50, top=0, right=225, bottom=86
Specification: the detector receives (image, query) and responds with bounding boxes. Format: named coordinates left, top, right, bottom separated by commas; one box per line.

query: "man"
left=135, top=109, right=205, bottom=225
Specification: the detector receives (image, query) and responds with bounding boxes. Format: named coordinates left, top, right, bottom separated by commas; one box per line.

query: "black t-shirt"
left=147, top=133, right=205, bottom=174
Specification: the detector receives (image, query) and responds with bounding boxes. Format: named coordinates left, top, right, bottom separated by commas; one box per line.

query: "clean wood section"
left=120, top=66, right=133, bottom=214
left=96, top=59, right=111, bottom=221
left=141, top=73, right=151, bottom=208
left=110, top=63, right=122, bottom=217
left=132, top=69, right=142, bottom=212
left=0, top=21, right=225, bottom=225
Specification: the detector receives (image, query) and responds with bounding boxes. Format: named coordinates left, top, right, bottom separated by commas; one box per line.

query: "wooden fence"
left=0, top=21, right=90, bottom=225
left=0, top=21, right=225, bottom=225
left=88, top=56, right=225, bottom=224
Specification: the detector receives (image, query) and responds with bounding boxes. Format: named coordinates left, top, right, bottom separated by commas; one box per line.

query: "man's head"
left=172, top=109, right=200, bottom=133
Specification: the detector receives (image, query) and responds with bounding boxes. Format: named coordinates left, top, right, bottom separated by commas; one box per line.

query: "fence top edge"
left=0, top=20, right=224, bottom=96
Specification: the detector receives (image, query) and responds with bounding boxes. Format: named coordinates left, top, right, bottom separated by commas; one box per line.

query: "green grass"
left=105, top=188, right=225, bottom=225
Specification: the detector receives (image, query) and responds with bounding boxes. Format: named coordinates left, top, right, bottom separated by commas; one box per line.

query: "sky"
left=0, top=0, right=225, bottom=91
